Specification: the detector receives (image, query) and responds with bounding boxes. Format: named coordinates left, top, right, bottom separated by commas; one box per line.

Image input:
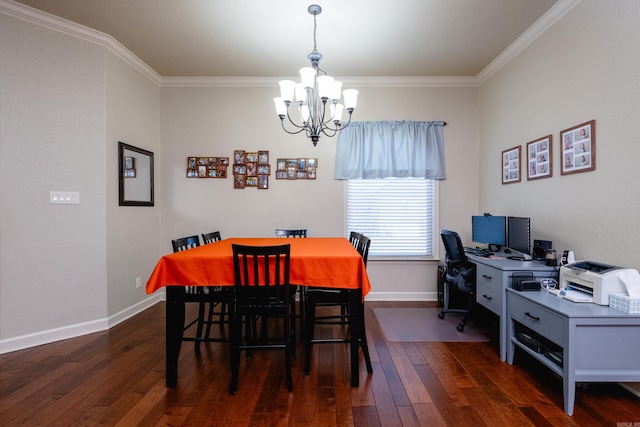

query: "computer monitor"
left=507, top=216, right=531, bottom=255
left=471, top=215, right=506, bottom=247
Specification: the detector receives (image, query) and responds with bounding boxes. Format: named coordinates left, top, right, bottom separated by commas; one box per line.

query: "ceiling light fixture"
left=273, top=4, right=358, bottom=146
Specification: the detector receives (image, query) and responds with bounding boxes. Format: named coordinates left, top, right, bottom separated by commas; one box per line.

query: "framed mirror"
left=118, top=141, right=154, bottom=206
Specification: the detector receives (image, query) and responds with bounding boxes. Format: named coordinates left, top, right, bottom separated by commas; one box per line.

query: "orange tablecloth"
left=146, top=237, right=371, bottom=297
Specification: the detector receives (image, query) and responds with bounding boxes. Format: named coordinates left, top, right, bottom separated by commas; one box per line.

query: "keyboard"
left=464, top=247, right=492, bottom=256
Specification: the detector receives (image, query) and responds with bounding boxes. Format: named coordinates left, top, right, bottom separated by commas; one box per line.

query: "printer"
left=555, top=261, right=638, bottom=305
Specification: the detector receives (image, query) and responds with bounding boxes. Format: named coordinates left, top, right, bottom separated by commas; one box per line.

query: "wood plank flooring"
left=1, top=301, right=639, bottom=426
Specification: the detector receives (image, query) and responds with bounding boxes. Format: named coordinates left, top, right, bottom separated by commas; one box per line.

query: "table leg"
left=166, top=286, right=185, bottom=388
left=349, top=289, right=362, bottom=387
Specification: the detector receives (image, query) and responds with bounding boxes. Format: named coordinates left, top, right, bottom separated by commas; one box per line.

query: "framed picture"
left=186, top=156, right=229, bottom=178
left=234, top=175, right=245, bottom=189
left=258, top=150, right=269, bottom=165
left=502, top=146, right=521, bottom=184
left=526, top=135, right=552, bottom=180
left=245, top=176, right=258, bottom=187
left=234, top=150, right=245, bottom=164
left=258, top=175, right=269, bottom=189
left=257, top=165, right=270, bottom=175
left=561, top=120, right=595, bottom=175
left=245, top=152, right=258, bottom=163
left=275, top=158, right=318, bottom=179
left=124, top=157, right=135, bottom=170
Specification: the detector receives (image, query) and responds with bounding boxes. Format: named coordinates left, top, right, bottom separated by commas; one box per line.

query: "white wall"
left=159, top=85, right=479, bottom=298
left=105, top=51, right=162, bottom=317
left=0, top=14, right=108, bottom=340
left=478, top=0, right=640, bottom=270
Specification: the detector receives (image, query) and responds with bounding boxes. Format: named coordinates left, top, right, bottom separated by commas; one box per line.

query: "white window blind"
left=347, top=178, right=436, bottom=258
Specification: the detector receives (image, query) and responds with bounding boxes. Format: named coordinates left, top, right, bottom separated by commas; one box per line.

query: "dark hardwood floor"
left=1, top=300, right=639, bottom=426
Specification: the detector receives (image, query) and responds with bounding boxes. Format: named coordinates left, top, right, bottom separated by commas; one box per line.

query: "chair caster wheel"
left=438, top=311, right=445, bottom=319
left=457, top=323, right=465, bottom=332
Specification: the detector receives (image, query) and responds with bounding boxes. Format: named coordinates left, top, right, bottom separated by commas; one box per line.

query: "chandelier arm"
left=279, top=117, right=308, bottom=136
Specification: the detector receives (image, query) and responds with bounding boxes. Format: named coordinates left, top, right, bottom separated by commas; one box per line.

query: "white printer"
left=555, top=261, right=638, bottom=305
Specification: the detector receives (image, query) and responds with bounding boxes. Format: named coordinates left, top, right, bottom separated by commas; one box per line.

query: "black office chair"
left=229, top=244, right=295, bottom=394
left=439, top=229, right=476, bottom=332
left=172, top=235, right=231, bottom=348
left=303, top=231, right=373, bottom=377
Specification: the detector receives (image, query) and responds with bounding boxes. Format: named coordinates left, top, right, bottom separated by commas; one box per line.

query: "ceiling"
left=10, top=0, right=560, bottom=78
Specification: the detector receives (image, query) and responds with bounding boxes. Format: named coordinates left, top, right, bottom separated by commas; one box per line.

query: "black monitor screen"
left=471, top=215, right=506, bottom=246
left=507, top=216, right=531, bottom=254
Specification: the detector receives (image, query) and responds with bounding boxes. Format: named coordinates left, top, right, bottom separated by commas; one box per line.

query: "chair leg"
left=195, top=301, right=206, bottom=349
left=284, top=317, right=293, bottom=392
left=229, top=310, right=241, bottom=395
left=360, top=315, right=373, bottom=374
left=303, top=296, right=316, bottom=375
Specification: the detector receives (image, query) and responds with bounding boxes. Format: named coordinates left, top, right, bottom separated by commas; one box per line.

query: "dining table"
left=146, top=237, right=372, bottom=388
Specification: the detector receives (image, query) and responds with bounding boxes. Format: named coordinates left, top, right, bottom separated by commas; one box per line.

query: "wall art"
left=186, top=157, right=229, bottom=178
left=502, top=146, right=521, bottom=184
left=526, top=135, right=552, bottom=180
left=560, top=120, right=596, bottom=175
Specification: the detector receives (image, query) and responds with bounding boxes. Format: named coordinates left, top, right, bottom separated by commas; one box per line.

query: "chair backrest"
left=440, top=229, right=475, bottom=291
left=172, top=235, right=200, bottom=253
left=275, top=229, right=307, bottom=238
left=202, top=231, right=222, bottom=244
left=232, top=244, right=291, bottom=303
left=349, top=231, right=371, bottom=266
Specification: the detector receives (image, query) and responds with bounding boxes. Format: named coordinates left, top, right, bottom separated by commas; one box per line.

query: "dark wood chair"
left=275, top=229, right=307, bottom=238
left=229, top=244, right=295, bottom=394
left=201, top=230, right=222, bottom=244
left=171, top=235, right=231, bottom=349
left=199, top=231, right=231, bottom=339
left=275, top=229, right=307, bottom=338
left=303, top=231, right=373, bottom=377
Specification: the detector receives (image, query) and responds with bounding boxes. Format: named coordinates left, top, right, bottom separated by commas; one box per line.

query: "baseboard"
left=0, top=289, right=428, bottom=354
left=619, top=382, right=640, bottom=398
left=365, top=291, right=437, bottom=301
left=0, top=292, right=165, bottom=355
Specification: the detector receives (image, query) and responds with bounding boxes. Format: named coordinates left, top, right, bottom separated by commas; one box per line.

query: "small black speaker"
left=532, top=239, right=552, bottom=261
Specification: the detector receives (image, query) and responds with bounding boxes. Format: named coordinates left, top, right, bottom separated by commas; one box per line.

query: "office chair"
left=229, top=244, right=295, bottom=394
left=439, top=229, right=476, bottom=332
left=172, top=235, right=231, bottom=349
left=303, top=231, right=373, bottom=377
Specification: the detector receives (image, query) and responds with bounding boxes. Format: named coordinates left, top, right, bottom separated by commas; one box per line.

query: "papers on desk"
left=548, top=288, right=593, bottom=303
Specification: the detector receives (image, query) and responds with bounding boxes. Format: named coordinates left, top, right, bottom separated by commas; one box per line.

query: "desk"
left=468, top=254, right=558, bottom=361
left=146, top=237, right=371, bottom=388
left=506, top=288, right=640, bottom=415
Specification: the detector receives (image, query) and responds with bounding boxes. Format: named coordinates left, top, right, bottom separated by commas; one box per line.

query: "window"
left=347, top=178, right=436, bottom=258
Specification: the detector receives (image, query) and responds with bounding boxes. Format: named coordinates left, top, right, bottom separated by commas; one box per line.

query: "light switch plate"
left=50, top=191, right=80, bottom=204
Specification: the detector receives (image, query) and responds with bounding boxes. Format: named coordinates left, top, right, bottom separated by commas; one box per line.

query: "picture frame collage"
left=232, top=150, right=270, bottom=189
left=502, top=119, right=596, bottom=184
left=275, top=158, right=318, bottom=180
left=186, top=156, right=229, bottom=178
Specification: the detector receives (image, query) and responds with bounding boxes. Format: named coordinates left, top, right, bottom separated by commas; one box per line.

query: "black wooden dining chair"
left=172, top=234, right=231, bottom=349
left=199, top=230, right=231, bottom=339
left=275, top=228, right=307, bottom=338
left=275, top=229, right=307, bottom=238
left=229, top=243, right=295, bottom=394
left=303, top=231, right=373, bottom=377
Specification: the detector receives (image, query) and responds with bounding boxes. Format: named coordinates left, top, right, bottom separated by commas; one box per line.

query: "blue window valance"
left=333, top=121, right=446, bottom=180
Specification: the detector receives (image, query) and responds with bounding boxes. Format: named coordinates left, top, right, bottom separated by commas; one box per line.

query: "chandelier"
left=273, top=4, right=358, bottom=146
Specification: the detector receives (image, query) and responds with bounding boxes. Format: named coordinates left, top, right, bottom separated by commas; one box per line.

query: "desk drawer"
left=508, top=292, right=565, bottom=345
left=476, top=264, right=501, bottom=289
left=476, top=281, right=502, bottom=315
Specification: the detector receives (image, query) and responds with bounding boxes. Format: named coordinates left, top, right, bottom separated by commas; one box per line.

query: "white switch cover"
left=50, top=191, right=80, bottom=204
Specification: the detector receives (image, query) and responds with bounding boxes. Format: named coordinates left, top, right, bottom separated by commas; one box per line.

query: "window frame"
left=343, top=178, right=440, bottom=261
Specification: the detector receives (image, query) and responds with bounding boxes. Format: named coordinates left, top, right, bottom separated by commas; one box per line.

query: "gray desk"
left=506, top=288, right=640, bottom=415
left=468, top=254, right=558, bottom=361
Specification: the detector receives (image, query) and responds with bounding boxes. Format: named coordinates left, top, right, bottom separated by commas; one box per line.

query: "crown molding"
left=0, top=0, right=162, bottom=86
left=161, top=75, right=479, bottom=88
left=477, top=0, right=581, bottom=84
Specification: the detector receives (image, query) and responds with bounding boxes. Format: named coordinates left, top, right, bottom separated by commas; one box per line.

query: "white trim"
left=0, top=0, right=162, bottom=86
left=477, top=0, right=581, bottom=84
left=365, top=291, right=437, bottom=302
left=0, top=293, right=164, bottom=355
